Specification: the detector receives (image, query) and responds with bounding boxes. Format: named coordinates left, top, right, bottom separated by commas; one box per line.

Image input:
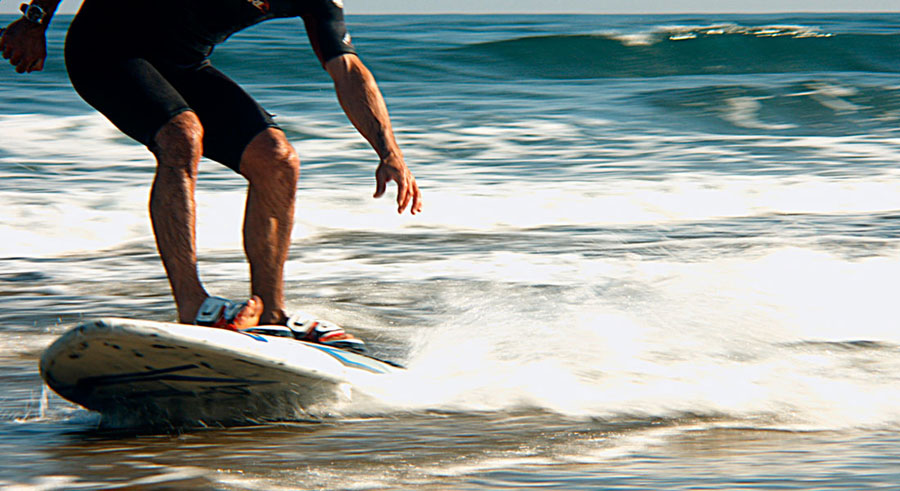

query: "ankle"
left=177, top=292, right=210, bottom=324
left=261, top=309, right=288, bottom=326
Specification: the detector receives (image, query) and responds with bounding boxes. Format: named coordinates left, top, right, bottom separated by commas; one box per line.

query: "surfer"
left=2, top=1, right=422, bottom=349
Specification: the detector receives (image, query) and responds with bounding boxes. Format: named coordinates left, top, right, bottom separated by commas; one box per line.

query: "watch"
left=20, top=3, right=46, bottom=25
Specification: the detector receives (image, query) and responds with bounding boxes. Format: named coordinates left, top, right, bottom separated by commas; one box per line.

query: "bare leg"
left=149, top=111, right=208, bottom=323
left=150, top=111, right=263, bottom=326
left=239, top=128, right=300, bottom=325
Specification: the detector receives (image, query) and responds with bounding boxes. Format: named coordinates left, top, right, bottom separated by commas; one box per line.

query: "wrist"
left=19, top=1, right=56, bottom=29
left=20, top=3, right=45, bottom=24
left=379, top=148, right=403, bottom=162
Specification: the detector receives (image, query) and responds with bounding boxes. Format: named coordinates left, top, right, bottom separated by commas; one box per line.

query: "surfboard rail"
left=40, top=318, right=401, bottom=426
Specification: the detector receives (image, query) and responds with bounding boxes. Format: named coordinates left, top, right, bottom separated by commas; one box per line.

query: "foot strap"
left=285, top=312, right=367, bottom=353
left=195, top=296, right=247, bottom=331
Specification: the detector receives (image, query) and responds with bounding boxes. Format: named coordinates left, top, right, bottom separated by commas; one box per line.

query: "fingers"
left=12, top=53, right=25, bottom=73
left=3, top=45, right=14, bottom=65
left=374, top=159, right=422, bottom=215
left=10, top=50, right=44, bottom=73
left=410, top=180, right=423, bottom=215
left=1, top=31, right=14, bottom=67
left=374, top=173, right=387, bottom=198
left=396, top=175, right=409, bottom=213
left=5, top=47, right=34, bottom=73
left=393, top=173, right=423, bottom=215
left=1, top=24, right=46, bottom=74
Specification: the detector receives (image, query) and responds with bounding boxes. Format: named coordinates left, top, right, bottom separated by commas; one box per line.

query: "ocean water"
left=2, top=11, right=900, bottom=490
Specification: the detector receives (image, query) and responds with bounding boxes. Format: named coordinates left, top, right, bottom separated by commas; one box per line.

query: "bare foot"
left=231, top=295, right=264, bottom=329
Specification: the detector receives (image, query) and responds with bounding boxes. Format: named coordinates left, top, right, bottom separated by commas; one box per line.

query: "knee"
left=240, top=129, right=300, bottom=187
left=152, top=111, right=204, bottom=174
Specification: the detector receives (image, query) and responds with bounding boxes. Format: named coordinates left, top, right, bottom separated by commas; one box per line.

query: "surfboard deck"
left=39, top=318, right=401, bottom=426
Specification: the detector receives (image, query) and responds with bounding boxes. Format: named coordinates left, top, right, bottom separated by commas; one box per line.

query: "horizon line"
left=1, top=9, right=899, bottom=16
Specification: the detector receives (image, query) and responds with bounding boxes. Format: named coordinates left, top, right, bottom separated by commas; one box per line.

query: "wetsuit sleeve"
left=301, top=0, right=356, bottom=66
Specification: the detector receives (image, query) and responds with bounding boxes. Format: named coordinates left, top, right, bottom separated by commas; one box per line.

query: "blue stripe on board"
left=305, top=344, right=391, bottom=374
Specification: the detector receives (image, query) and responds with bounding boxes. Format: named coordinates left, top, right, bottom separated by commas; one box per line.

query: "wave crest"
left=449, top=27, right=900, bottom=79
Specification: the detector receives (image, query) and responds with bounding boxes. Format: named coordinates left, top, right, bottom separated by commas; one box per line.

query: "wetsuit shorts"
left=64, top=0, right=357, bottom=172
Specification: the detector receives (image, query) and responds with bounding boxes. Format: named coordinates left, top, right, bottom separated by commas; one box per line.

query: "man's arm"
left=0, top=0, right=62, bottom=73
left=325, top=53, right=422, bottom=215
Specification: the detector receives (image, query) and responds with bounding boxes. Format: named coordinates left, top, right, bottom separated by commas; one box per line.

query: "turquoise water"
left=2, top=13, right=900, bottom=489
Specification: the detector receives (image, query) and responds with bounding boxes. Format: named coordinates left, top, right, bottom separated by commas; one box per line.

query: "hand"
left=374, top=153, right=423, bottom=215
left=0, top=19, right=48, bottom=73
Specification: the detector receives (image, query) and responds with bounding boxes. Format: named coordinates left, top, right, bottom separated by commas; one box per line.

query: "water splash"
left=339, top=248, right=900, bottom=431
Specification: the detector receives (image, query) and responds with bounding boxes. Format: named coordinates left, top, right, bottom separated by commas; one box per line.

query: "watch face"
left=24, top=4, right=44, bottom=23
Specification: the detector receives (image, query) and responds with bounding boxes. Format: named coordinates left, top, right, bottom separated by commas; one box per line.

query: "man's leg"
left=149, top=111, right=207, bottom=323
left=239, top=128, right=301, bottom=325
left=150, top=110, right=263, bottom=325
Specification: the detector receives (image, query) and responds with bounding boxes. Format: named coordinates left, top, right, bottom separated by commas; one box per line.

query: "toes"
left=233, top=296, right=264, bottom=329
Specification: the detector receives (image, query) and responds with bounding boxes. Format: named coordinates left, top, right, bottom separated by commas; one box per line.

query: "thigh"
left=65, top=11, right=192, bottom=149
left=162, top=63, right=278, bottom=172
left=65, top=4, right=277, bottom=172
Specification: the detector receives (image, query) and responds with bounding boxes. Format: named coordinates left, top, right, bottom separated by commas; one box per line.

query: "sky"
left=1, top=0, right=898, bottom=15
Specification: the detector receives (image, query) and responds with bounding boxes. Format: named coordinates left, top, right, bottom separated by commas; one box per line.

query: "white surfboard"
left=40, top=318, right=402, bottom=426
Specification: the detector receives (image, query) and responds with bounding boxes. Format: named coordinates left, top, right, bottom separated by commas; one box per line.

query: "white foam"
left=721, top=96, right=796, bottom=130
left=5, top=110, right=900, bottom=259
left=5, top=110, right=900, bottom=431
left=337, top=247, right=900, bottom=431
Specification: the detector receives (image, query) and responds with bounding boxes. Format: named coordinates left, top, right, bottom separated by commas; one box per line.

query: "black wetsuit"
left=65, top=0, right=356, bottom=170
